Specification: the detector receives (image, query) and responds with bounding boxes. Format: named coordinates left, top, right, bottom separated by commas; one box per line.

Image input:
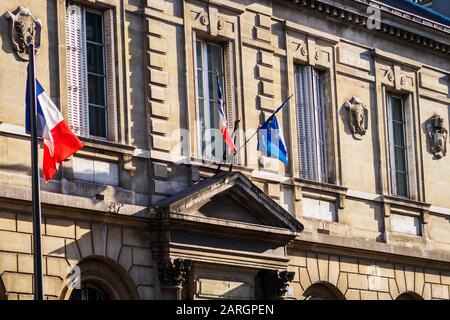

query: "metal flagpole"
left=28, top=43, right=44, bottom=300
left=232, top=95, right=293, bottom=159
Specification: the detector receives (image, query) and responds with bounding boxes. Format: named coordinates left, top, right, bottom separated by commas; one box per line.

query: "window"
left=295, top=66, right=328, bottom=183
left=386, top=94, right=416, bottom=198
left=66, top=3, right=116, bottom=140
left=69, top=282, right=110, bottom=300
left=194, top=38, right=234, bottom=162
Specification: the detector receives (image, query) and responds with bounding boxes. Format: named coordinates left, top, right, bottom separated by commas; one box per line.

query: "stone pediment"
left=154, top=172, right=303, bottom=235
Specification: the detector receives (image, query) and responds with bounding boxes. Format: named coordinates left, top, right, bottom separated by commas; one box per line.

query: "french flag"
left=217, top=76, right=237, bottom=153
left=26, top=76, right=84, bottom=182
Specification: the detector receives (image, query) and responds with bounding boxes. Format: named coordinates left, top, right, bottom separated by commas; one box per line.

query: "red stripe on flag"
left=43, top=120, right=84, bottom=181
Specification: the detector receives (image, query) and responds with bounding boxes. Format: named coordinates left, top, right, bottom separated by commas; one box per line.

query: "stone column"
left=158, top=258, right=192, bottom=300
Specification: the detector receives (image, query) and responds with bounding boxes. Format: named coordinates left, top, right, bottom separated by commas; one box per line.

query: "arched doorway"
left=61, top=256, right=140, bottom=300
left=303, top=282, right=346, bottom=300
left=396, top=292, right=423, bottom=300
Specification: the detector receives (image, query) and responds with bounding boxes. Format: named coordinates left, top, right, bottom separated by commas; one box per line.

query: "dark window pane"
left=197, top=68, right=203, bottom=98
left=196, top=40, right=202, bottom=69
left=87, top=43, right=104, bottom=74
left=207, top=43, right=222, bottom=73
left=210, top=101, right=219, bottom=130
left=396, top=171, right=408, bottom=197
left=88, top=74, right=105, bottom=106
left=86, top=12, right=103, bottom=43
left=391, top=97, right=403, bottom=122
left=393, top=123, right=405, bottom=147
left=89, top=105, right=107, bottom=138
left=394, top=147, right=407, bottom=172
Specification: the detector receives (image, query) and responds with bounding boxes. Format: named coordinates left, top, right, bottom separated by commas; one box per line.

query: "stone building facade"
left=0, top=0, right=449, bottom=300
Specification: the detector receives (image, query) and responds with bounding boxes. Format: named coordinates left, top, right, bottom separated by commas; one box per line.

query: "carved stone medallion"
left=344, top=97, right=369, bottom=140
left=426, top=114, right=447, bottom=159
left=5, top=6, right=41, bottom=61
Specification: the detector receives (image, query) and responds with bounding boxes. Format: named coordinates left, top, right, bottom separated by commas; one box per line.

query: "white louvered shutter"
left=66, top=4, right=89, bottom=137
left=313, top=68, right=328, bottom=183
left=296, top=66, right=328, bottom=183
left=386, top=94, right=397, bottom=195
left=404, top=94, right=417, bottom=200
left=224, top=41, right=237, bottom=163
left=296, top=66, right=309, bottom=180
left=304, top=66, right=317, bottom=181
left=104, top=9, right=117, bottom=142
left=224, top=42, right=234, bottom=133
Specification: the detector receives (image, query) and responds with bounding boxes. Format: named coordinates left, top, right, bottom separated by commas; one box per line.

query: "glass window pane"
left=197, top=68, right=203, bottom=98
left=207, top=43, right=222, bottom=74
left=394, top=147, right=407, bottom=172
left=196, top=40, right=202, bottom=69
left=89, top=105, right=107, bottom=138
left=210, top=101, right=219, bottom=130
left=88, top=74, right=105, bottom=106
left=87, top=43, right=104, bottom=74
left=391, top=97, right=403, bottom=122
left=396, top=171, right=408, bottom=197
left=393, top=123, right=405, bottom=147
left=86, top=12, right=103, bottom=43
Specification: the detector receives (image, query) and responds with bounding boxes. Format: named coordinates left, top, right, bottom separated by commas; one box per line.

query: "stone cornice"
left=287, top=0, right=450, bottom=55
left=293, top=232, right=450, bottom=269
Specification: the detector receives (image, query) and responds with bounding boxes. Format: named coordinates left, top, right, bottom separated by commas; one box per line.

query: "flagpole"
left=28, top=43, right=44, bottom=300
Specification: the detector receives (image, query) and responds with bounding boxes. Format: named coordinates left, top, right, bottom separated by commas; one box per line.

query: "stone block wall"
left=288, top=249, right=450, bottom=300
left=0, top=210, right=156, bottom=300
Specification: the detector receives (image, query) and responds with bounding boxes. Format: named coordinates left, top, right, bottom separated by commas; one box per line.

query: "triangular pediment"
left=154, top=172, right=303, bottom=234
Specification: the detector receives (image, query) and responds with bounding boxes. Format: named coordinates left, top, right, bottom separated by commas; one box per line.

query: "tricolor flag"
left=26, top=76, right=84, bottom=182
left=217, top=76, right=237, bottom=153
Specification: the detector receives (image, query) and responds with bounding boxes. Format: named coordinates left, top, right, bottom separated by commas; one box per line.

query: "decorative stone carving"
left=217, top=17, right=225, bottom=30
left=158, top=258, right=192, bottom=287
left=198, top=11, right=209, bottom=26
left=5, top=6, right=41, bottom=61
left=257, top=270, right=295, bottom=299
left=295, top=42, right=307, bottom=57
left=385, top=69, right=395, bottom=82
left=426, top=114, right=447, bottom=159
left=344, top=97, right=369, bottom=140
left=107, top=202, right=124, bottom=214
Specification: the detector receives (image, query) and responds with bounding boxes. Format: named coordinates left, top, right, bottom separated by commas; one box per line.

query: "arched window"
left=396, top=292, right=423, bottom=300
left=61, top=257, right=139, bottom=300
left=303, top=283, right=345, bottom=300
left=69, top=282, right=110, bottom=301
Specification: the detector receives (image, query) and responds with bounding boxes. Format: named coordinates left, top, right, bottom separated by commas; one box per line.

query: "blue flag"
left=257, top=113, right=288, bottom=164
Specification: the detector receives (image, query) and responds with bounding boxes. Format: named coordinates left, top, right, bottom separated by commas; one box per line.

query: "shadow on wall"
left=0, top=277, right=6, bottom=300
left=0, top=11, right=22, bottom=63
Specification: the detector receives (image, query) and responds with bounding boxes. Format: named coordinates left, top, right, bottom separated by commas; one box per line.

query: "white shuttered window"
left=66, top=3, right=116, bottom=141
left=386, top=94, right=417, bottom=199
left=295, top=66, right=328, bottom=183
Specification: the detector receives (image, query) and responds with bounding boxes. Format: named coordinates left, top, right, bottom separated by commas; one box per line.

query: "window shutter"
left=296, top=66, right=328, bottom=183
left=66, top=4, right=89, bottom=137
left=223, top=42, right=234, bottom=133
left=404, top=94, right=417, bottom=199
left=386, top=94, right=397, bottom=195
left=104, top=9, right=117, bottom=142
left=296, top=66, right=309, bottom=180
left=313, top=69, right=328, bottom=183
left=296, top=66, right=316, bottom=181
